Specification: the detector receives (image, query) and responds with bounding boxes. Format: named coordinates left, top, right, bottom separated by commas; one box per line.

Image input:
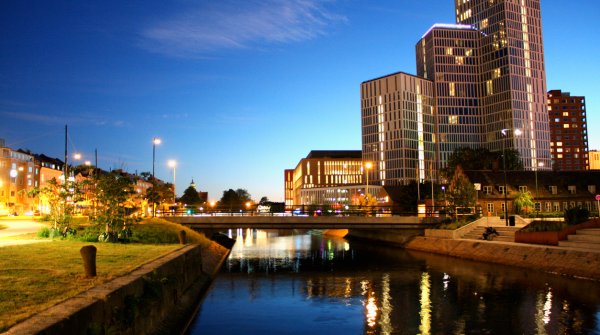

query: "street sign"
left=596, top=194, right=600, bottom=201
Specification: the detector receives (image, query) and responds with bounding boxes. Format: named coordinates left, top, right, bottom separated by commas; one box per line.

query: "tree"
left=219, top=188, right=252, bottom=210
left=259, top=196, right=269, bottom=205
left=448, top=175, right=477, bottom=213
left=32, top=177, right=86, bottom=235
left=443, top=147, right=523, bottom=179
left=513, top=191, right=534, bottom=214
left=95, top=171, right=135, bottom=241
left=179, top=185, right=202, bottom=205
left=146, top=181, right=174, bottom=216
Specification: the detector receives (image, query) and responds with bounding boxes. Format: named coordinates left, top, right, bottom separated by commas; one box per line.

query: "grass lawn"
left=0, top=218, right=212, bottom=332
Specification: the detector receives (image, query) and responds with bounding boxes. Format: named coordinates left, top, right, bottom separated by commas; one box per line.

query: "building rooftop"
left=306, top=150, right=362, bottom=159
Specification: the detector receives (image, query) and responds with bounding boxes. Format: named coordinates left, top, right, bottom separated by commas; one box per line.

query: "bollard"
left=178, top=230, right=187, bottom=244
left=80, top=245, right=97, bottom=278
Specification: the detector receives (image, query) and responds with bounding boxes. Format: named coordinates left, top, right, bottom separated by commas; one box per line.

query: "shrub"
left=521, top=221, right=569, bottom=232
left=37, top=227, right=51, bottom=238
left=564, top=207, right=590, bottom=225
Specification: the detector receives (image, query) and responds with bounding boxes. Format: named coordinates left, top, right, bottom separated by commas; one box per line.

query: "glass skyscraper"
left=362, top=0, right=551, bottom=188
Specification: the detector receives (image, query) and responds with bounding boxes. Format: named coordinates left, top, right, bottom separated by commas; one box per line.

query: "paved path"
left=0, top=218, right=50, bottom=247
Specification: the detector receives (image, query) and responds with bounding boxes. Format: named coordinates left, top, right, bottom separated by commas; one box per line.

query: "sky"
left=1, top=0, right=599, bottom=202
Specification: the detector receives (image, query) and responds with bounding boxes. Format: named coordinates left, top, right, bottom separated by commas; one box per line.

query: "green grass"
left=0, top=218, right=212, bottom=332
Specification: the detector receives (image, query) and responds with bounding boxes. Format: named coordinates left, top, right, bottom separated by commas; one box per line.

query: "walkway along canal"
left=186, top=229, right=600, bottom=334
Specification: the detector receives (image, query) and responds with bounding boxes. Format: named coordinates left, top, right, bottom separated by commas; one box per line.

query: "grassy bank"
left=0, top=218, right=212, bottom=332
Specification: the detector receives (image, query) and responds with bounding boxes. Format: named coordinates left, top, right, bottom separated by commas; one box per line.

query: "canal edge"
left=2, top=241, right=233, bottom=335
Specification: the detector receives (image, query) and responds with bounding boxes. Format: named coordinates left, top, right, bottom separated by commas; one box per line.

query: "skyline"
left=2, top=0, right=599, bottom=202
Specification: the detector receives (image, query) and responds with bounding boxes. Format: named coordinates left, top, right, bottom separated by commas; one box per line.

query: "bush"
left=37, top=227, right=51, bottom=238
left=564, top=207, right=590, bottom=225
left=521, top=221, right=569, bottom=232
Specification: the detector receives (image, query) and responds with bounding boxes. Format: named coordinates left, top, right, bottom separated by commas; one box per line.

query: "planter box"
left=515, top=219, right=600, bottom=246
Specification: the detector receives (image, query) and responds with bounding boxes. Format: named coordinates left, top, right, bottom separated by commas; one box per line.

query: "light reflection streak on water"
left=379, top=273, right=393, bottom=335
left=360, top=280, right=378, bottom=330
left=535, top=286, right=553, bottom=334
left=419, top=272, right=431, bottom=335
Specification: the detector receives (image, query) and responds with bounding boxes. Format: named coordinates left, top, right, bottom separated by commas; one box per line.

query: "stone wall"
left=4, top=242, right=230, bottom=335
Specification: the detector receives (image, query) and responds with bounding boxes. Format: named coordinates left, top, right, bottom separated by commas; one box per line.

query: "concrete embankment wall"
left=403, top=237, right=600, bottom=280
left=347, top=230, right=600, bottom=280
left=4, top=242, right=230, bottom=335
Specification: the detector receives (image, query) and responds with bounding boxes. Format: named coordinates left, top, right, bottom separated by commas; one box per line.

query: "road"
left=0, top=218, right=50, bottom=247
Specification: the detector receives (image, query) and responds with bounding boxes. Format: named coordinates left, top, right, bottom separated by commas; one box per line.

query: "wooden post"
left=80, top=245, right=97, bottom=277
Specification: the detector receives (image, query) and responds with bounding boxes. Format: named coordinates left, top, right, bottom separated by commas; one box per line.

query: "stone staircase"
left=558, top=229, right=600, bottom=252
left=462, top=225, right=521, bottom=242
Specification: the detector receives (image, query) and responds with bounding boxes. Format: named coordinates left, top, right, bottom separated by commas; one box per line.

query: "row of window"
left=481, top=184, right=596, bottom=195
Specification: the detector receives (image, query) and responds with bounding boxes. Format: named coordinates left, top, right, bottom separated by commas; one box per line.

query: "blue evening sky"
left=1, top=1, right=598, bottom=202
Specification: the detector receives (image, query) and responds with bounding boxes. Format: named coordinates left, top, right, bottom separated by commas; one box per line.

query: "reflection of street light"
left=152, top=137, right=161, bottom=177
left=501, top=128, right=522, bottom=226
left=168, top=160, right=176, bottom=204
left=364, top=161, right=373, bottom=197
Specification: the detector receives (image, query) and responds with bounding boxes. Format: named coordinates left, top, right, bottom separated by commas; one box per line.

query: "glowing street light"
left=73, top=153, right=82, bottom=160
left=168, top=160, right=177, bottom=204
left=152, top=137, right=161, bottom=177
left=501, top=128, right=522, bottom=226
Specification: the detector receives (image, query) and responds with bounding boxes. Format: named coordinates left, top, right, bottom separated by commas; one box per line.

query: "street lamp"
left=535, top=161, right=544, bottom=215
left=501, top=128, right=522, bottom=226
left=168, top=160, right=177, bottom=204
left=152, top=137, right=161, bottom=178
left=364, top=161, right=373, bottom=198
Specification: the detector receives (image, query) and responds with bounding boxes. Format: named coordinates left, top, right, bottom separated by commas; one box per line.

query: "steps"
left=462, top=226, right=521, bottom=242
left=558, top=228, right=600, bottom=252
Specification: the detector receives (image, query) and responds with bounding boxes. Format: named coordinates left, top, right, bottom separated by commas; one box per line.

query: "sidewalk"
left=0, top=218, right=50, bottom=247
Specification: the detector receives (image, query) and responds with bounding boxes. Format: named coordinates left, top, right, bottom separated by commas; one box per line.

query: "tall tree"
left=219, top=188, right=252, bottom=210
left=443, top=147, right=523, bottom=179
left=448, top=174, right=477, bottom=213
left=95, top=171, right=135, bottom=240
left=179, top=185, right=202, bottom=205
left=146, top=181, right=174, bottom=215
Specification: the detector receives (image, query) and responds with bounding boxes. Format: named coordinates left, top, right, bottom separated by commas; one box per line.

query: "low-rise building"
left=286, top=150, right=389, bottom=207
left=452, top=167, right=600, bottom=216
left=0, top=141, right=37, bottom=215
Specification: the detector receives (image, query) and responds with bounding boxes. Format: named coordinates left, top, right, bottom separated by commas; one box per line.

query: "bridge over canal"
left=164, top=215, right=437, bottom=230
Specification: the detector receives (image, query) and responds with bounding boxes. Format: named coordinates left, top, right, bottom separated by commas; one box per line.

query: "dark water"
left=188, top=229, right=600, bottom=334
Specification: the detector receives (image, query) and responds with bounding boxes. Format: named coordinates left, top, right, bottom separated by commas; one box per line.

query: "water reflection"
left=188, top=230, right=600, bottom=335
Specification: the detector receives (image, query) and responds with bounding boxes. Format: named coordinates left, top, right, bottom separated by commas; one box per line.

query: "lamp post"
left=535, top=162, right=544, bottom=216
left=168, top=160, right=177, bottom=204
left=501, top=128, right=522, bottom=226
left=152, top=137, right=161, bottom=177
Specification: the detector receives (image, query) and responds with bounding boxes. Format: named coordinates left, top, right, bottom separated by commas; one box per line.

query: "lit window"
left=563, top=124, right=570, bottom=128
left=449, top=115, right=459, bottom=124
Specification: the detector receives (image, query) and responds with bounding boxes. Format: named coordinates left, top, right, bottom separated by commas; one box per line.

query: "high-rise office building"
left=360, top=1, right=553, bottom=192
left=417, top=24, right=483, bottom=166
left=547, top=90, right=589, bottom=171
left=455, top=0, right=551, bottom=170
left=361, top=72, right=436, bottom=186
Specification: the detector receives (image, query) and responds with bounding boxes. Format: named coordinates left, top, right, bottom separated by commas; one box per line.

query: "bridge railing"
left=159, top=204, right=455, bottom=218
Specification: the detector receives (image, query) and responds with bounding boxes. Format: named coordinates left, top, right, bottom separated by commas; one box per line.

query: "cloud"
left=0, top=110, right=125, bottom=128
left=140, top=0, right=346, bottom=57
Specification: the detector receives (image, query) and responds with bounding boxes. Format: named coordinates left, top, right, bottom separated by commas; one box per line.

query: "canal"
left=187, top=229, right=600, bottom=334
